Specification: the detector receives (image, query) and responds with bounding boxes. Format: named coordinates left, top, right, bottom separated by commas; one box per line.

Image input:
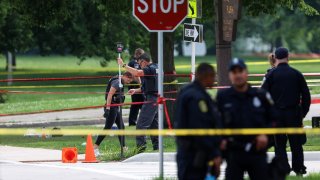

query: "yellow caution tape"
left=2, top=80, right=320, bottom=89
left=0, top=82, right=186, bottom=89
left=0, top=69, right=109, bottom=75
left=1, top=128, right=319, bottom=136
left=0, top=84, right=106, bottom=89
left=175, top=59, right=320, bottom=69
left=248, top=79, right=320, bottom=84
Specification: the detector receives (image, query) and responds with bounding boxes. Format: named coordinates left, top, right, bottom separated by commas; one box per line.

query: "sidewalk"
left=1, top=146, right=320, bottom=180
left=0, top=146, right=175, bottom=180
left=0, top=145, right=85, bottom=162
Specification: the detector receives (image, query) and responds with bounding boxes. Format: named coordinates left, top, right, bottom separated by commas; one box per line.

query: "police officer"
left=175, top=63, right=222, bottom=180
left=94, top=72, right=133, bottom=156
left=117, top=53, right=159, bottom=152
left=128, top=48, right=145, bottom=126
left=262, top=47, right=311, bottom=175
left=217, top=58, right=275, bottom=180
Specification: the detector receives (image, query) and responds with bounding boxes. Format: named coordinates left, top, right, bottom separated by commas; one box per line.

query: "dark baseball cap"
left=228, top=58, right=247, bottom=71
left=137, top=53, right=151, bottom=62
left=275, top=47, right=289, bottom=59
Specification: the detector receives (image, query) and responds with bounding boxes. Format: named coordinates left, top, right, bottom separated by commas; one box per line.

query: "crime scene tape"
left=248, top=73, right=320, bottom=77
left=0, top=97, right=176, bottom=119
left=0, top=75, right=113, bottom=82
left=0, top=90, right=179, bottom=95
left=174, top=59, right=320, bottom=69
left=246, top=59, right=320, bottom=65
left=0, top=74, right=190, bottom=83
left=0, top=82, right=186, bottom=89
left=1, top=90, right=320, bottom=104
left=0, top=101, right=153, bottom=117
left=2, top=82, right=320, bottom=89
left=1, top=72, right=320, bottom=83
left=249, top=79, right=320, bottom=84
left=0, top=84, right=106, bottom=89
left=1, top=128, right=320, bottom=136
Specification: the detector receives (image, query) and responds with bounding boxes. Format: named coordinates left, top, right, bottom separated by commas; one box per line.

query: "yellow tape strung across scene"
left=0, top=82, right=183, bottom=89
left=175, top=59, right=320, bottom=69
left=0, top=84, right=106, bottom=89
left=1, top=128, right=320, bottom=136
left=2, top=81, right=320, bottom=89
left=248, top=79, right=320, bottom=84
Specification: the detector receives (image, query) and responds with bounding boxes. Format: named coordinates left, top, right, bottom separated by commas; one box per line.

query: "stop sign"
left=133, top=0, right=188, bottom=32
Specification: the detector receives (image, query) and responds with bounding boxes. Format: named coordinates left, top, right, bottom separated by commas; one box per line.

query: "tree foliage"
left=0, top=0, right=33, bottom=53
left=0, top=0, right=319, bottom=65
left=0, top=0, right=150, bottom=65
left=237, top=0, right=320, bottom=53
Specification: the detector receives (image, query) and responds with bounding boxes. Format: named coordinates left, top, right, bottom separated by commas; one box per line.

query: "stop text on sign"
left=133, top=0, right=188, bottom=32
left=137, top=0, right=185, bottom=13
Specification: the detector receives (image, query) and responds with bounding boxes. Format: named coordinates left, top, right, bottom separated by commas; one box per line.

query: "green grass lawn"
left=287, top=173, right=320, bottom=180
left=1, top=55, right=320, bottom=114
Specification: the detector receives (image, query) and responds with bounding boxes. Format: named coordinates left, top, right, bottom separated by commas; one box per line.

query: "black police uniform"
left=217, top=85, right=275, bottom=180
left=128, top=59, right=144, bottom=126
left=95, top=76, right=125, bottom=147
left=262, top=67, right=275, bottom=85
left=136, top=63, right=159, bottom=151
left=175, top=80, right=223, bottom=180
left=262, top=62, right=311, bottom=174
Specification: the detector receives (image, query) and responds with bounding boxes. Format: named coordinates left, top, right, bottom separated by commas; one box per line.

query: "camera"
left=116, top=42, right=123, bottom=53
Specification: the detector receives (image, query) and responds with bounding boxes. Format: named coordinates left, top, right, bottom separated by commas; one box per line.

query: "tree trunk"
left=5, top=51, right=16, bottom=71
left=215, top=0, right=231, bottom=86
left=270, top=42, right=274, bottom=52
left=150, top=33, right=158, bottom=63
left=149, top=32, right=177, bottom=129
left=274, top=19, right=282, bottom=48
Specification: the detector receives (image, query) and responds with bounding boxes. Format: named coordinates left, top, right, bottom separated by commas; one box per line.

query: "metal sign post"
left=187, top=0, right=202, bottom=81
left=183, top=21, right=204, bottom=81
left=116, top=42, right=124, bottom=158
left=191, top=18, right=196, bottom=81
left=157, top=31, right=164, bottom=178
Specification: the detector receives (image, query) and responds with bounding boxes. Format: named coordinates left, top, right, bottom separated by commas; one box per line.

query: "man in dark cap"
left=217, top=58, right=276, bottom=180
left=118, top=53, right=159, bottom=152
left=262, top=47, right=311, bottom=176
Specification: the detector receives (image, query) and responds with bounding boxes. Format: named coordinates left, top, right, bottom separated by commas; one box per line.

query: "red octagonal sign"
left=133, top=0, right=188, bottom=32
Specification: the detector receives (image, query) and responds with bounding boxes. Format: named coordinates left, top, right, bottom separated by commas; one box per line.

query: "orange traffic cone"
left=82, top=134, right=99, bottom=163
left=62, top=147, right=78, bottom=163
